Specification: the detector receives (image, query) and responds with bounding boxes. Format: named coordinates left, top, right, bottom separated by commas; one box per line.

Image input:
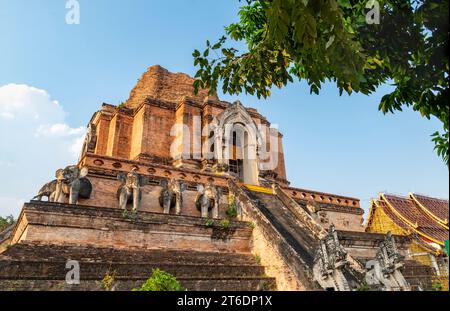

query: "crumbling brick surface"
left=126, top=65, right=217, bottom=109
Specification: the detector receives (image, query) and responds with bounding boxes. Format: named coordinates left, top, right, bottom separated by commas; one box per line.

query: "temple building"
left=0, top=65, right=447, bottom=291
left=366, top=193, right=449, bottom=289
left=74, top=65, right=363, bottom=230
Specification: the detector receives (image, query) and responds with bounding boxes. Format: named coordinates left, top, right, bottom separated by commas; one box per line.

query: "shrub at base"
left=219, top=219, right=230, bottom=230
left=134, top=268, right=184, bottom=291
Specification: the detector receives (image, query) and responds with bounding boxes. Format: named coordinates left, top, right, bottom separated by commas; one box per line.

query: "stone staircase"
left=230, top=181, right=366, bottom=290
left=229, top=182, right=321, bottom=289
left=403, top=260, right=436, bottom=290
left=0, top=201, right=276, bottom=291
left=243, top=189, right=318, bottom=267
left=0, top=243, right=275, bottom=291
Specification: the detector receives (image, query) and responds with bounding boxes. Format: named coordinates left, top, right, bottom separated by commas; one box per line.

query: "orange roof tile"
left=410, top=193, right=449, bottom=226
left=381, top=193, right=448, bottom=246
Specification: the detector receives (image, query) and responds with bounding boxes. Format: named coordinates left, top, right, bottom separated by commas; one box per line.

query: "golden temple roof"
left=367, top=193, right=449, bottom=249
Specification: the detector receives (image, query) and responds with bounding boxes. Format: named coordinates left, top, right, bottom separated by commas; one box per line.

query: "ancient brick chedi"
left=0, top=65, right=443, bottom=291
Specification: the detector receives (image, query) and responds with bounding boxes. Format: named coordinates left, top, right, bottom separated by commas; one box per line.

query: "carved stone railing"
left=237, top=181, right=366, bottom=291
left=274, top=185, right=326, bottom=240
left=275, top=185, right=366, bottom=280
left=228, top=179, right=318, bottom=290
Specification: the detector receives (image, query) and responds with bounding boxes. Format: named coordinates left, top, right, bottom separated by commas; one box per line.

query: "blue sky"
left=0, top=0, right=448, bottom=218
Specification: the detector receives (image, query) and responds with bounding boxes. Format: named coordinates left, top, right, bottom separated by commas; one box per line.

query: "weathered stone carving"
left=259, top=170, right=278, bottom=181
left=117, top=168, right=149, bottom=216
left=33, top=166, right=92, bottom=204
left=365, top=232, right=410, bottom=291
left=80, top=123, right=97, bottom=158
left=317, top=211, right=329, bottom=225
left=195, top=181, right=221, bottom=218
left=159, top=178, right=186, bottom=215
left=313, top=224, right=351, bottom=291
left=201, top=159, right=215, bottom=172
left=212, top=163, right=229, bottom=173
left=32, top=180, right=58, bottom=201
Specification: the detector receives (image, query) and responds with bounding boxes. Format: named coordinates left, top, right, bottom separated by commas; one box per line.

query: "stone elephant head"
left=159, top=178, right=186, bottom=215
left=116, top=169, right=149, bottom=215
left=53, top=165, right=92, bottom=204
left=195, top=182, right=221, bottom=218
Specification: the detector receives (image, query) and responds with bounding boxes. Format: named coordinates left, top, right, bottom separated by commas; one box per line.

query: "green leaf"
left=191, top=0, right=450, bottom=167
left=337, top=0, right=352, bottom=9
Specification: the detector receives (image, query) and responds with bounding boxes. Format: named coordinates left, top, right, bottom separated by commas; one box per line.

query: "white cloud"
left=0, top=112, right=14, bottom=119
left=70, top=135, right=86, bottom=158
left=0, top=161, right=14, bottom=168
left=0, top=83, right=86, bottom=217
left=0, top=84, right=64, bottom=121
left=35, top=123, right=85, bottom=137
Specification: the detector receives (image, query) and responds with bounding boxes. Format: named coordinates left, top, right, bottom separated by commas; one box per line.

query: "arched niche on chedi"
left=212, top=101, right=263, bottom=186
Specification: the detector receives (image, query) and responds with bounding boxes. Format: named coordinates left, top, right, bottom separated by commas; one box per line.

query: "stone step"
left=0, top=261, right=266, bottom=280
left=243, top=189, right=316, bottom=265
left=403, top=260, right=435, bottom=290
left=0, top=242, right=275, bottom=291
left=2, top=243, right=257, bottom=265
left=0, top=277, right=276, bottom=291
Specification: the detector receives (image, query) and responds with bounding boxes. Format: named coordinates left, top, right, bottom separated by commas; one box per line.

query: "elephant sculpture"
left=32, top=180, right=58, bottom=201
left=195, top=181, right=221, bottom=218
left=117, top=168, right=149, bottom=216
left=33, top=165, right=92, bottom=204
left=159, top=178, right=186, bottom=215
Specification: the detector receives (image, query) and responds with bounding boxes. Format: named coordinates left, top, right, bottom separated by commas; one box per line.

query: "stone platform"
left=0, top=201, right=275, bottom=291
left=10, top=201, right=252, bottom=253
left=0, top=243, right=275, bottom=291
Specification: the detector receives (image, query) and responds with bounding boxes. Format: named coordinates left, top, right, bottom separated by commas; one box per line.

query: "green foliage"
left=432, top=281, right=443, bottom=291
left=258, top=280, right=273, bottom=291
left=98, top=270, right=116, bottom=291
left=254, top=254, right=261, bottom=264
left=356, top=281, right=371, bottom=291
left=134, top=268, right=184, bottom=291
left=226, top=201, right=238, bottom=219
left=219, top=219, right=231, bottom=230
left=226, top=194, right=239, bottom=219
left=117, top=102, right=126, bottom=109
left=193, top=0, right=449, bottom=166
left=0, top=215, right=15, bottom=232
left=432, top=131, right=449, bottom=166
left=205, top=218, right=215, bottom=227
left=248, top=221, right=256, bottom=229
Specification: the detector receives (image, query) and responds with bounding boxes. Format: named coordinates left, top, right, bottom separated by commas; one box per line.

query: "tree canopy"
left=0, top=215, right=15, bottom=232
left=193, top=0, right=449, bottom=166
